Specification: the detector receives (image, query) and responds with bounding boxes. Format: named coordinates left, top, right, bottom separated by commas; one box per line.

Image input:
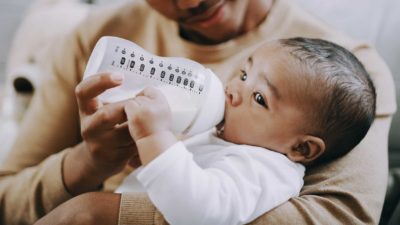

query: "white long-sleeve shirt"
left=116, top=130, right=305, bottom=225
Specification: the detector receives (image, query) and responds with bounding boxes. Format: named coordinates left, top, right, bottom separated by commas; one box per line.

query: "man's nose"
left=225, top=86, right=242, bottom=107
left=176, top=0, right=203, bottom=10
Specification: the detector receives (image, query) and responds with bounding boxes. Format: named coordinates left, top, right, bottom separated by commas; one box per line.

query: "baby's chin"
left=221, top=130, right=243, bottom=145
left=219, top=123, right=256, bottom=146
left=217, top=124, right=239, bottom=144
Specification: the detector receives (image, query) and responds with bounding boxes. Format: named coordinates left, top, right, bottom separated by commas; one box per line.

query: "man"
left=1, top=0, right=396, bottom=225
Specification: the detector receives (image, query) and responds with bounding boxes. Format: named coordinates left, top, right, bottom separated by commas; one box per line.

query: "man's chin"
left=179, top=25, right=235, bottom=44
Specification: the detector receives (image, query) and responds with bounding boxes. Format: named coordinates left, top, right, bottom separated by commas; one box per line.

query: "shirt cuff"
left=41, top=149, right=74, bottom=212
left=119, top=192, right=166, bottom=225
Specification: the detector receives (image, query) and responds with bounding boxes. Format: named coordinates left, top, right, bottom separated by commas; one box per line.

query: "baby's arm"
left=124, top=86, right=177, bottom=166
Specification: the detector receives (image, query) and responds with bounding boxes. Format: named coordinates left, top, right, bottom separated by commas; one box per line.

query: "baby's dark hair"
left=279, top=37, right=376, bottom=164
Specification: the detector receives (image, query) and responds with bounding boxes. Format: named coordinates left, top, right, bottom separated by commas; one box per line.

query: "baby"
left=121, top=37, right=376, bottom=225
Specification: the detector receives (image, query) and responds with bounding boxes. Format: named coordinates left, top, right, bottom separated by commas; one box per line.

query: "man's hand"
left=125, top=86, right=177, bottom=165
left=63, top=73, right=138, bottom=195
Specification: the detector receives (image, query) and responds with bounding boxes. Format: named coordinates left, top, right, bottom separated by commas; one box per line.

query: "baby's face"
left=222, top=42, right=307, bottom=155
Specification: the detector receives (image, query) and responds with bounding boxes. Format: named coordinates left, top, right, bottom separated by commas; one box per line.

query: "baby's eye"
left=240, top=70, right=247, bottom=81
left=254, top=92, right=268, bottom=108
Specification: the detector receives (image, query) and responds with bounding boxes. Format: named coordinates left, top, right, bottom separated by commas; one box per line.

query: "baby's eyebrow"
left=263, top=73, right=281, bottom=100
left=248, top=56, right=281, bottom=100
left=248, top=56, right=253, bottom=65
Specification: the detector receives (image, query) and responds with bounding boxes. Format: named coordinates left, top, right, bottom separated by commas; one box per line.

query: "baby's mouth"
left=216, top=119, right=225, bottom=137
left=217, top=118, right=224, bottom=129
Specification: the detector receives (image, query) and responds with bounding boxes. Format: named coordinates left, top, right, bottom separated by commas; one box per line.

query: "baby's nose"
left=225, top=86, right=242, bottom=107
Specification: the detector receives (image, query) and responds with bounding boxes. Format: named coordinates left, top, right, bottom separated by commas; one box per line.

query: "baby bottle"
left=83, top=36, right=225, bottom=136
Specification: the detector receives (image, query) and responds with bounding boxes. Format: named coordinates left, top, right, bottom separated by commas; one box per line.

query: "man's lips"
left=183, top=2, right=225, bottom=26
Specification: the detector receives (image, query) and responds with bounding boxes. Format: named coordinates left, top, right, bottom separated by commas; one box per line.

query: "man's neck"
left=241, top=0, right=274, bottom=34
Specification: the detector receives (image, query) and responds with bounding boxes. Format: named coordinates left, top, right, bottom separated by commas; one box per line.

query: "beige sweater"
left=0, top=0, right=396, bottom=224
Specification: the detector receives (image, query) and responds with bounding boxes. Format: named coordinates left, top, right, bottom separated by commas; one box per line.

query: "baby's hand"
left=125, top=86, right=176, bottom=166
left=124, top=86, right=172, bottom=141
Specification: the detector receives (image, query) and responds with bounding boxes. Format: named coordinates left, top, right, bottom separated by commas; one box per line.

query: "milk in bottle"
left=83, top=36, right=225, bottom=136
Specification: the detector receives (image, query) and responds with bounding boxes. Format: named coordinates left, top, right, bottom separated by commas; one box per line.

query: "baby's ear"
left=287, top=136, right=325, bottom=164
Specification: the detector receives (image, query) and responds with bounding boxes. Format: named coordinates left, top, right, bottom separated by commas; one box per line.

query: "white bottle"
left=83, top=36, right=225, bottom=136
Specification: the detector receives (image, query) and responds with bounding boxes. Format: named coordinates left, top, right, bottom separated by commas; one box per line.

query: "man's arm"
left=0, top=73, right=137, bottom=225
left=0, top=32, right=83, bottom=225
left=0, top=151, right=72, bottom=225
left=0, top=24, right=136, bottom=224
left=33, top=192, right=158, bottom=225
left=34, top=192, right=122, bottom=225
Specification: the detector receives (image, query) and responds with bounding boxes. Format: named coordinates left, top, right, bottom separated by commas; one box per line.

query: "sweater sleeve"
left=135, top=142, right=303, bottom=225
left=119, top=192, right=165, bottom=225
left=0, top=150, right=73, bottom=225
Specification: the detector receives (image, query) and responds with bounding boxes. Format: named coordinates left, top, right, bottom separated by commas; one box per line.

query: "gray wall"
left=0, top=0, right=32, bottom=83
left=294, top=0, right=400, bottom=150
left=0, top=1, right=120, bottom=84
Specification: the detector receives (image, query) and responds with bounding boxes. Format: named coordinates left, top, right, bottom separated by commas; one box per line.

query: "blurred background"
left=0, top=0, right=399, bottom=224
left=0, top=0, right=30, bottom=84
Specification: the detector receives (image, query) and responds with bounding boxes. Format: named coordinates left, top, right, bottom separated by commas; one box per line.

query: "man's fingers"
left=81, top=125, right=134, bottom=151
left=82, top=101, right=128, bottom=133
left=137, top=86, right=162, bottom=99
left=76, top=73, right=124, bottom=114
left=128, top=152, right=142, bottom=168
left=114, top=126, right=136, bottom=147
